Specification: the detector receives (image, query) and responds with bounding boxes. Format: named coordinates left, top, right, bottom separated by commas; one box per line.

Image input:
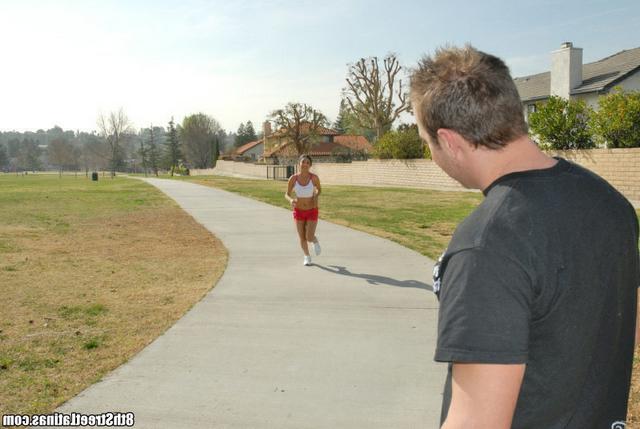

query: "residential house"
left=235, top=139, right=264, bottom=161
left=263, top=122, right=373, bottom=163
left=514, top=42, right=640, bottom=120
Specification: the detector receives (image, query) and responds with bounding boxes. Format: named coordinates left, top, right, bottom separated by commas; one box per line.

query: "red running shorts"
left=293, top=207, right=319, bottom=222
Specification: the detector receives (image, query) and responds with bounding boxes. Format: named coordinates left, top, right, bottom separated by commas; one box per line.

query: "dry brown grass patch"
left=0, top=204, right=227, bottom=415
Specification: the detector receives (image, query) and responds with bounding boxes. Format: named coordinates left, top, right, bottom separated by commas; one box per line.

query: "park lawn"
left=179, top=175, right=483, bottom=260
left=178, top=174, right=640, bottom=426
left=0, top=174, right=227, bottom=415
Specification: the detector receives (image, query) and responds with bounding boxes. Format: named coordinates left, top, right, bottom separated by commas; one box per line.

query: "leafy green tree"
left=211, top=136, right=219, bottom=167
left=181, top=113, right=222, bottom=168
left=164, top=118, right=182, bottom=176
left=7, top=138, right=20, bottom=158
left=147, top=127, right=161, bottom=176
left=589, top=87, right=640, bottom=148
left=70, top=145, right=82, bottom=173
left=0, top=144, right=8, bottom=170
left=333, top=98, right=376, bottom=142
left=528, top=96, right=594, bottom=149
left=373, top=125, right=425, bottom=159
left=235, top=123, right=247, bottom=147
left=235, top=121, right=258, bottom=147
left=333, top=99, right=350, bottom=134
left=48, top=138, right=74, bottom=176
left=17, top=139, right=42, bottom=171
left=245, top=121, right=257, bottom=142
left=138, top=137, right=149, bottom=176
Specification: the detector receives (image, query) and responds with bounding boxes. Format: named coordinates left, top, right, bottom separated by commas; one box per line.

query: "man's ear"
left=436, top=128, right=465, bottom=159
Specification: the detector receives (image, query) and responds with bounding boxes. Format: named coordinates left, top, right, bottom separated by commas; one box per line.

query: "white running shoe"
left=313, top=238, right=321, bottom=256
left=303, top=255, right=312, bottom=266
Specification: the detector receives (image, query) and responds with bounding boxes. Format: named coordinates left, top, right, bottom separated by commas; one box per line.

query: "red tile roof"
left=333, top=135, right=373, bottom=152
left=264, top=135, right=372, bottom=157
left=235, top=139, right=263, bottom=155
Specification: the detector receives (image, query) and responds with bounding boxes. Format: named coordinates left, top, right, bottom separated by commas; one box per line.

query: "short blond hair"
left=410, top=45, right=527, bottom=149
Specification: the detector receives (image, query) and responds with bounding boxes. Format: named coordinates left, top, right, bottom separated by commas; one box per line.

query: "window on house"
left=527, top=104, right=537, bottom=114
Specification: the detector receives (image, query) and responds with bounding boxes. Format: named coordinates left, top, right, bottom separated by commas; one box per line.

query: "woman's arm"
left=312, top=174, right=321, bottom=197
left=285, top=175, right=297, bottom=207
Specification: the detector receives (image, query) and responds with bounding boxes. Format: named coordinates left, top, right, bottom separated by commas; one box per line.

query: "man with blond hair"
left=411, top=45, right=639, bottom=428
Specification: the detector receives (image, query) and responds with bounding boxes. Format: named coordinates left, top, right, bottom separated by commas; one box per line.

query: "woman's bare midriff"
left=296, top=196, right=316, bottom=210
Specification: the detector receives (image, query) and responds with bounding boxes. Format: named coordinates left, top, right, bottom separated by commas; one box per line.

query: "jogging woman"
left=285, top=154, right=321, bottom=266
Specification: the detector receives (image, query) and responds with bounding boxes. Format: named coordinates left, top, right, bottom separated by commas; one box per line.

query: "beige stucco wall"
left=310, top=159, right=465, bottom=191
left=620, top=70, right=640, bottom=91
left=243, top=144, right=264, bottom=160
left=574, top=92, right=600, bottom=110
left=191, top=161, right=267, bottom=178
left=196, top=152, right=640, bottom=207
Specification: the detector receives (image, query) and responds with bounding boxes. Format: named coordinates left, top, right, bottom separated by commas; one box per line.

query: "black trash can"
left=91, top=172, right=99, bottom=181
left=286, top=165, right=295, bottom=178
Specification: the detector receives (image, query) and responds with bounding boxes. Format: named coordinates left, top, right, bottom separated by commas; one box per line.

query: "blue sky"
left=1, top=0, right=638, bottom=133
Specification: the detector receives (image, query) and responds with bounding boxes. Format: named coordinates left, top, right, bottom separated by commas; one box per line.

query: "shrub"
left=528, top=96, right=594, bottom=149
left=374, top=125, right=425, bottom=159
left=589, top=87, right=640, bottom=148
left=171, top=162, right=190, bottom=176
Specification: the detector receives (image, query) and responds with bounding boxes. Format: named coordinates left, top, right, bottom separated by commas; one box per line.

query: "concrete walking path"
left=52, top=178, right=445, bottom=428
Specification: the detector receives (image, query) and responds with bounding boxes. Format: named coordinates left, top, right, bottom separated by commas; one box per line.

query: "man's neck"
left=474, top=136, right=557, bottom=191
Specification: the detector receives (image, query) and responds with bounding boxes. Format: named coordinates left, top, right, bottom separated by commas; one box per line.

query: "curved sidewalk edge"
left=49, top=178, right=445, bottom=428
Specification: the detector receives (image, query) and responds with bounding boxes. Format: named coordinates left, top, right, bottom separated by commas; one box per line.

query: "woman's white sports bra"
left=294, top=174, right=315, bottom=198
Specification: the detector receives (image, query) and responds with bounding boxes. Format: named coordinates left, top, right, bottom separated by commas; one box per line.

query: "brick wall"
left=195, top=150, right=640, bottom=207
left=310, top=159, right=465, bottom=191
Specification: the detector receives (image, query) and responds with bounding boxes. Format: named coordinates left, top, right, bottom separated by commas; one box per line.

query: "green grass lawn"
left=0, top=173, right=167, bottom=229
left=175, top=175, right=483, bottom=259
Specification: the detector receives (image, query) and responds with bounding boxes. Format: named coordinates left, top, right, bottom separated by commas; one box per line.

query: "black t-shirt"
left=434, top=158, right=640, bottom=428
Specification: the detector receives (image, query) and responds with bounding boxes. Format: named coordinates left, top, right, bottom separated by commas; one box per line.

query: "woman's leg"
left=305, top=221, right=318, bottom=243
left=296, top=220, right=310, bottom=255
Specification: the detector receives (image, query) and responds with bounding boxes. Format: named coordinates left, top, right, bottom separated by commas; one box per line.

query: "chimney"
left=550, top=42, right=583, bottom=99
left=263, top=120, right=273, bottom=155
left=263, top=120, right=272, bottom=137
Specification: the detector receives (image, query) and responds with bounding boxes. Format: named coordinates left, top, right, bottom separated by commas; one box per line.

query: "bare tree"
left=181, top=113, right=222, bottom=169
left=269, top=102, right=328, bottom=155
left=344, top=54, right=410, bottom=141
left=81, top=133, right=108, bottom=176
left=97, top=108, right=133, bottom=177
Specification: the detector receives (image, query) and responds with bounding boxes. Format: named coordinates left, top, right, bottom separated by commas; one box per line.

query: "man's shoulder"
left=447, top=187, right=522, bottom=254
left=448, top=158, right=636, bottom=253
left=555, top=160, right=636, bottom=223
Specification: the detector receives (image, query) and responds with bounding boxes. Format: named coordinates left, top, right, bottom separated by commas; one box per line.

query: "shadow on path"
left=314, top=264, right=432, bottom=291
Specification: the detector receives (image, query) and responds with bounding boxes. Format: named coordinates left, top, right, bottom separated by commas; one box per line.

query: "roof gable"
left=235, top=139, right=263, bottom=155
left=514, top=46, right=640, bottom=102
